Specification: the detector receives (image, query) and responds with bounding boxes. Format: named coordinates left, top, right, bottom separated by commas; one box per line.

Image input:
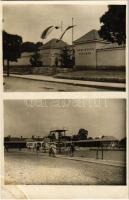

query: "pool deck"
left=56, top=155, right=126, bottom=168
left=8, top=150, right=125, bottom=168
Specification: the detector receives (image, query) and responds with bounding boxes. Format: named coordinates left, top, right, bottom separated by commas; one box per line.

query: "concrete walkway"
left=7, top=74, right=126, bottom=90
left=56, top=155, right=126, bottom=168
left=9, top=150, right=125, bottom=168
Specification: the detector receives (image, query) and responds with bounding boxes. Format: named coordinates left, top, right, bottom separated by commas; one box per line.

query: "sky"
left=4, top=99, right=126, bottom=140
left=3, top=4, right=108, bottom=44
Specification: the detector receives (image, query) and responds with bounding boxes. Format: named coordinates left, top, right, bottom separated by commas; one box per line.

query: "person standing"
left=36, top=143, right=40, bottom=152
left=55, top=57, right=58, bottom=67
left=49, top=143, right=56, bottom=157
left=69, top=143, right=75, bottom=157
left=49, top=143, right=52, bottom=156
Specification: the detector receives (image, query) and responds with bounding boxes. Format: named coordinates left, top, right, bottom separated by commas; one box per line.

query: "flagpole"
left=72, top=18, right=75, bottom=67
left=61, top=21, right=63, bottom=32
left=72, top=18, right=74, bottom=45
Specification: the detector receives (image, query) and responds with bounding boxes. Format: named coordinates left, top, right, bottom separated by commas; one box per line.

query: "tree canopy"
left=119, top=137, right=126, bottom=147
left=3, top=31, right=23, bottom=76
left=3, top=31, right=23, bottom=61
left=77, top=128, right=88, bottom=140
left=21, top=42, right=43, bottom=67
left=72, top=128, right=88, bottom=141
left=60, top=47, right=75, bottom=68
left=21, top=42, right=36, bottom=53
left=98, top=5, right=126, bottom=45
left=21, top=41, right=43, bottom=53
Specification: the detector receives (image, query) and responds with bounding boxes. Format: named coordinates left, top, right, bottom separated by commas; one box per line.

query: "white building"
left=7, top=52, right=34, bottom=67
left=39, top=39, right=68, bottom=67
left=6, top=30, right=125, bottom=71
left=73, top=29, right=125, bottom=69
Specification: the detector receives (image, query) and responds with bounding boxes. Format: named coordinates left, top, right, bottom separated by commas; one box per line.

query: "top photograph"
left=3, top=3, right=126, bottom=92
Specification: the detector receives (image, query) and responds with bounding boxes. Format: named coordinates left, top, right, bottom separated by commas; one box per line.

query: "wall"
left=3, top=53, right=33, bottom=74
left=39, top=49, right=51, bottom=66
left=95, top=41, right=109, bottom=49
left=31, top=66, right=73, bottom=75
left=96, top=47, right=125, bottom=69
left=4, top=44, right=126, bottom=71
left=4, top=65, right=31, bottom=74
left=9, top=52, right=33, bottom=66
left=74, top=41, right=125, bottom=70
left=39, top=48, right=61, bottom=66
left=50, top=49, right=62, bottom=66
left=74, top=42, right=97, bottom=68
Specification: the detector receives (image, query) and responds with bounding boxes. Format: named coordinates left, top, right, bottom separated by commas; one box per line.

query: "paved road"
left=5, top=151, right=126, bottom=185
left=4, top=77, right=106, bottom=92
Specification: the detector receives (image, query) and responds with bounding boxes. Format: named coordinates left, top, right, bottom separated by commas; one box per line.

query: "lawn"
left=55, top=70, right=126, bottom=83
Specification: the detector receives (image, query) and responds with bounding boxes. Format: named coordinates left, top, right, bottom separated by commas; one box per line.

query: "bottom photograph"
left=4, top=99, right=126, bottom=185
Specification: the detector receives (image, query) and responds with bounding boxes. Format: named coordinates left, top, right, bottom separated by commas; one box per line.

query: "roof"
left=97, top=42, right=126, bottom=50
left=73, top=139, right=118, bottom=143
left=101, top=136, right=118, bottom=141
left=74, top=29, right=107, bottom=44
left=39, top=39, right=68, bottom=50
left=73, top=136, right=118, bottom=143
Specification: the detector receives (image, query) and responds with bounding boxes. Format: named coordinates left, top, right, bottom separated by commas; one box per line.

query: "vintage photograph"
left=4, top=99, right=126, bottom=185
left=3, top=3, right=126, bottom=92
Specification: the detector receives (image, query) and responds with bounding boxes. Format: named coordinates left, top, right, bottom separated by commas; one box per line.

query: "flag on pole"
left=41, top=26, right=54, bottom=39
left=41, top=26, right=60, bottom=39
left=57, top=25, right=75, bottom=42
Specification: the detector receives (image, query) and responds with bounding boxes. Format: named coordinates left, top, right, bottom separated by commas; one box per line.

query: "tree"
left=24, top=42, right=43, bottom=67
left=30, top=52, right=42, bottom=67
left=88, top=137, right=93, bottom=140
left=77, top=128, right=88, bottom=140
left=32, top=135, right=35, bottom=140
left=3, top=31, right=23, bottom=76
left=119, top=137, right=126, bottom=148
left=98, top=5, right=126, bottom=45
left=21, top=42, right=36, bottom=53
left=48, top=133, right=56, bottom=142
left=21, top=41, right=43, bottom=53
left=62, top=135, right=72, bottom=141
left=4, top=135, right=11, bottom=141
left=95, top=137, right=100, bottom=139
left=60, top=46, right=75, bottom=68
left=72, top=134, right=79, bottom=141
left=36, top=42, right=43, bottom=49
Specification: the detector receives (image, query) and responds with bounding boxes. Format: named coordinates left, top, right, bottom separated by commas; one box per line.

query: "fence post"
left=101, top=146, right=104, bottom=160
left=96, top=148, right=99, bottom=159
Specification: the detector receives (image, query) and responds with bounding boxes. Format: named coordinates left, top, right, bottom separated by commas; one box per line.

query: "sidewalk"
left=7, top=74, right=126, bottom=90
left=9, top=150, right=125, bottom=168
left=56, top=155, right=126, bottom=168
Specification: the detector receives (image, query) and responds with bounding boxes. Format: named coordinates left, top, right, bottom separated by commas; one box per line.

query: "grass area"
left=55, top=70, right=126, bottom=83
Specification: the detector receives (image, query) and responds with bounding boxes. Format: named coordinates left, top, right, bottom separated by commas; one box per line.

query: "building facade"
left=96, top=46, right=125, bottom=69
left=39, top=39, right=68, bottom=67
left=7, top=52, right=33, bottom=67
left=6, top=30, right=125, bottom=71
left=73, top=29, right=126, bottom=69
